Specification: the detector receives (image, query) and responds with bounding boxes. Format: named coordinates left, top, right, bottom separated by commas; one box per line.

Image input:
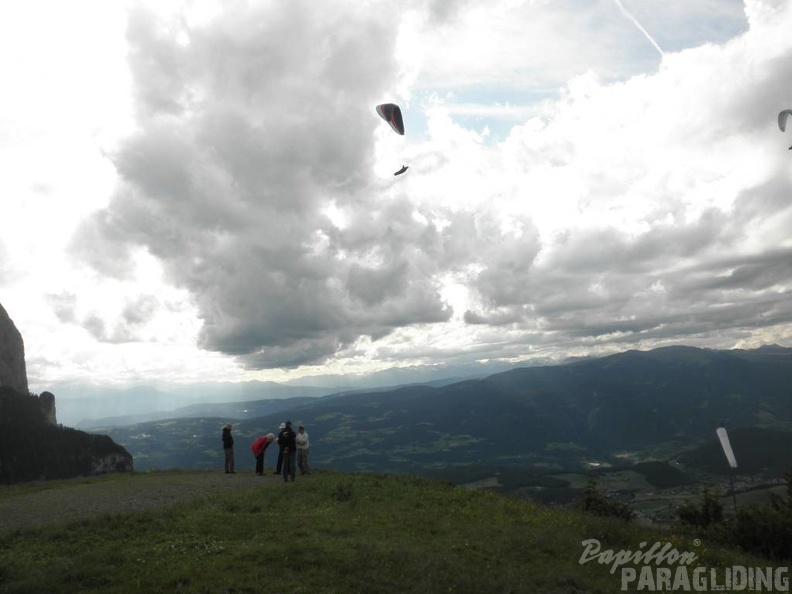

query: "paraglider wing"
left=376, top=103, right=405, bottom=135
left=394, top=165, right=408, bottom=176
left=778, top=109, right=792, bottom=132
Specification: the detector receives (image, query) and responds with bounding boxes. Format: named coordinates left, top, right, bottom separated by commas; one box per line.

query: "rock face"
left=39, top=391, right=57, bottom=425
left=0, top=302, right=133, bottom=483
left=0, top=302, right=28, bottom=395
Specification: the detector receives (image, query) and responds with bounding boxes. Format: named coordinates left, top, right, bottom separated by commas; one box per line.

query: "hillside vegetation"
left=90, top=345, right=792, bottom=475
left=0, top=387, right=132, bottom=484
left=0, top=470, right=771, bottom=594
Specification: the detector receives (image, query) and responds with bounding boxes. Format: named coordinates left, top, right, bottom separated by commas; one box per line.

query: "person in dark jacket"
left=222, top=423, right=235, bottom=473
left=275, top=422, right=286, bottom=475
left=280, top=421, right=297, bottom=482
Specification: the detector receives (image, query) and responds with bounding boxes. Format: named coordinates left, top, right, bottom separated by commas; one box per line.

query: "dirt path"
left=0, top=471, right=280, bottom=535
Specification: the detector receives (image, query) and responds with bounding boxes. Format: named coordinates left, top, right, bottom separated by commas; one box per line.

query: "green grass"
left=0, top=470, right=773, bottom=593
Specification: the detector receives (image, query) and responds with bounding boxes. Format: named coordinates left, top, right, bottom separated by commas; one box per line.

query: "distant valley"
left=55, top=362, right=516, bottom=428
left=82, top=345, right=792, bottom=519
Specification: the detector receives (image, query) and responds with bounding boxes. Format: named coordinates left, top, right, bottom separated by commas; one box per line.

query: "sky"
left=2, top=0, right=791, bottom=395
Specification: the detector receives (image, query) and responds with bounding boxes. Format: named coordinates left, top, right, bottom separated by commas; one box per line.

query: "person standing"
left=296, top=425, right=310, bottom=475
left=275, top=422, right=286, bottom=475
left=251, top=433, right=275, bottom=475
left=280, top=421, right=297, bottom=482
left=222, top=423, right=235, bottom=474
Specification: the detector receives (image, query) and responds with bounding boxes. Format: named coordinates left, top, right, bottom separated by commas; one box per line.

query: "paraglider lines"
left=376, top=103, right=409, bottom=176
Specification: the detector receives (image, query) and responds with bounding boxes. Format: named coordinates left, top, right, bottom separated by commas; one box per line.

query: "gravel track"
left=0, top=471, right=280, bottom=535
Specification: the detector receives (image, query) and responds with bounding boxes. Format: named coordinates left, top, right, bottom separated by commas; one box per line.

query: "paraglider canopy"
left=778, top=110, right=792, bottom=132
left=376, top=103, right=405, bottom=135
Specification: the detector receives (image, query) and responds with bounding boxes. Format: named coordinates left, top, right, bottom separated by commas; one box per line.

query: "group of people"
left=221, top=421, right=310, bottom=481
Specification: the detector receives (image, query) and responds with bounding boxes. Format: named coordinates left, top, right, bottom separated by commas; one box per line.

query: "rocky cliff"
left=39, top=391, right=57, bottom=425
left=0, top=302, right=133, bottom=483
left=0, top=302, right=28, bottom=395
left=0, top=386, right=134, bottom=483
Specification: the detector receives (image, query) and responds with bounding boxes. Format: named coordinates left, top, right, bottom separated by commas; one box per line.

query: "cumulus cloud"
left=69, top=0, right=792, bottom=374
left=452, top=0, right=792, bottom=354
left=71, top=1, right=455, bottom=368
left=426, top=0, right=792, bottom=357
left=45, top=290, right=164, bottom=344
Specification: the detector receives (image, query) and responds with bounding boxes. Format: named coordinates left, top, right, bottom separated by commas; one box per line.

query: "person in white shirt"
left=296, top=425, right=310, bottom=476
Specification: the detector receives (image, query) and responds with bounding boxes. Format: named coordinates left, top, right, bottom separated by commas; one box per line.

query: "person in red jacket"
left=251, top=433, right=275, bottom=476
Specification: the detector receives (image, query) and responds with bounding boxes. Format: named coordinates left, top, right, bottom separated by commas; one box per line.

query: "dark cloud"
left=82, top=314, right=108, bottom=342
left=424, top=0, right=475, bottom=24
left=46, top=291, right=162, bottom=344
left=46, top=292, right=78, bottom=324
left=70, top=2, right=456, bottom=369
left=122, top=295, right=159, bottom=326
left=463, top=195, right=792, bottom=350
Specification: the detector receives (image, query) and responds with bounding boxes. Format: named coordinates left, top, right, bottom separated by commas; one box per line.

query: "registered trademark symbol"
left=693, top=539, right=701, bottom=546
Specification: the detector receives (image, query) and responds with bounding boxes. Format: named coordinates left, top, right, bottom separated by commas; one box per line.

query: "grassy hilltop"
left=0, top=470, right=773, bottom=594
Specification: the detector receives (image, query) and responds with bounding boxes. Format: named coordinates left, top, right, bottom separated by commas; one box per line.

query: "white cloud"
left=69, top=1, right=455, bottom=370
left=4, top=0, right=792, bottom=391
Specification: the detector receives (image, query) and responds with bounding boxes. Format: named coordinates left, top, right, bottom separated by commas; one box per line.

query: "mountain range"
left=83, top=345, right=792, bottom=476
left=55, top=361, right=523, bottom=428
